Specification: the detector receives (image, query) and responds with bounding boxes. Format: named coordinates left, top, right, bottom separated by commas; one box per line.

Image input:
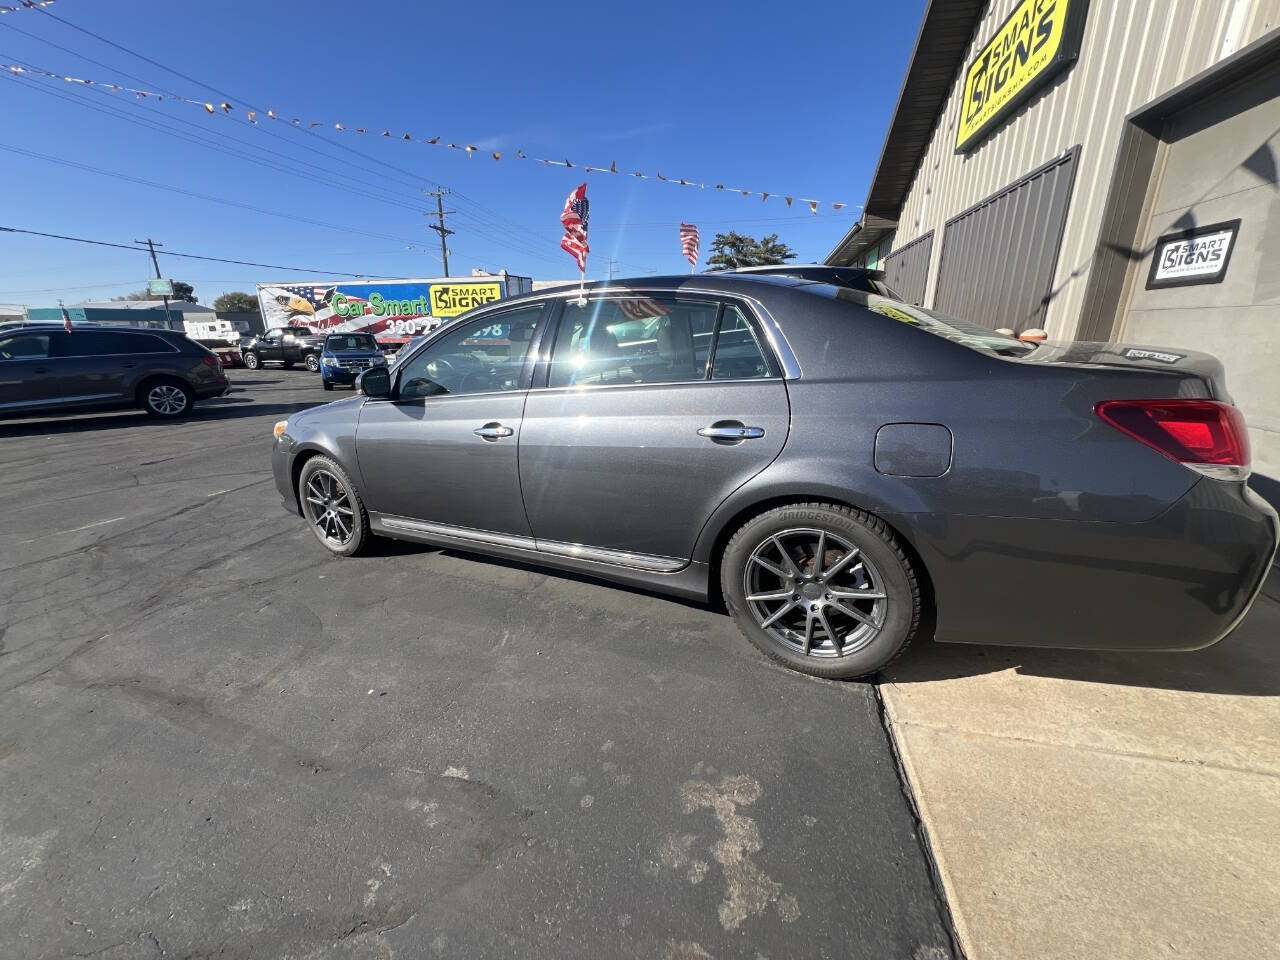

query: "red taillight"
left=1095, top=398, right=1250, bottom=479
left=200, top=353, right=224, bottom=375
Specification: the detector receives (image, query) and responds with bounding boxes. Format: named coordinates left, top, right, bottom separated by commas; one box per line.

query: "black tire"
left=304, top=354, right=321, bottom=372
left=243, top=351, right=261, bottom=370
left=282, top=360, right=295, bottom=370
left=297, top=455, right=371, bottom=557
left=322, top=381, right=334, bottom=391
left=138, top=376, right=195, bottom=418
left=720, top=502, right=921, bottom=679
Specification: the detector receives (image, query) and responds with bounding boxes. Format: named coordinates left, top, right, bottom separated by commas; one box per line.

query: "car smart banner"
left=955, top=0, right=1089, bottom=152
left=256, top=278, right=506, bottom=339
left=1146, top=219, right=1240, bottom=289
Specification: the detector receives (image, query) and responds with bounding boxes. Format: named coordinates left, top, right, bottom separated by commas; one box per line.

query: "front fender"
left=272, top=396, right=366, bottom=510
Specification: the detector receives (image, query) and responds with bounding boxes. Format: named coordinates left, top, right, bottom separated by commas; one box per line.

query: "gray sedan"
left=271, top=272, right=1277, bottom=678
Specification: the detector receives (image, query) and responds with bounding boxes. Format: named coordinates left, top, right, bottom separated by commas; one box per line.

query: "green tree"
left=705, top=231, right=798, bottom=270
left=112, top=280, right=198, bottom=303
left=213, top=291, right=261, bottom=314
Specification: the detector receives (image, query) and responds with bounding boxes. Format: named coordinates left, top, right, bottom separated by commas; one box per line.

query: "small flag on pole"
left=679, top=222, right=700, bottom=272
left=559, top=182, right=590, bottom=273
left=59, top=300, right=73, bottom=332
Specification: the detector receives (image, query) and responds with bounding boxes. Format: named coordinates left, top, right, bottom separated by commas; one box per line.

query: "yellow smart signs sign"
left=429, top=281, right=503, bottom=318
left=955, top=0, right=1088, bottom=152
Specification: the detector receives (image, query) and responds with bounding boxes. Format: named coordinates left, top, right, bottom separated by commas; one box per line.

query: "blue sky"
left=0, top=0, right=925, bottom=306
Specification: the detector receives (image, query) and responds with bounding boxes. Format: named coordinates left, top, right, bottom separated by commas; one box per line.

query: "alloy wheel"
left=304, top=469, right=355, bottom=545
left=147, top=383, right=189, bottom=416
left=743, top=527, right=887, bottom=658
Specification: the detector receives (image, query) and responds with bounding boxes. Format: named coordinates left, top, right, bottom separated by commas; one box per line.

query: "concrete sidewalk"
left=883, top=567, right=1280, bottom=960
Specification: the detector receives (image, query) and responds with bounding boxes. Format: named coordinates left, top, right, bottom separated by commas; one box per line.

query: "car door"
left=519, top=295, right=790, bottom=563
left=0, top=331, right=55, bottom=410
left=46, top=330, right=141, bottom=405
left=354, top=304, right=547, bottom=538
left=258, top=329, right=284, bottom=362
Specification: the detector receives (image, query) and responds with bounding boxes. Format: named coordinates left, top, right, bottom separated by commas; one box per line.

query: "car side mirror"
left=358, top=366, right=392, bottom=399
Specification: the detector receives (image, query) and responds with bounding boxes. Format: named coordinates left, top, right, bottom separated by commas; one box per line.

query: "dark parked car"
left=270, top=273, right=1277, bottom=678
left=319, top=332, right=387, bottom=391
left=242, top=326, right=324, bottom=371
left=0, top=324, right=230, bottom=418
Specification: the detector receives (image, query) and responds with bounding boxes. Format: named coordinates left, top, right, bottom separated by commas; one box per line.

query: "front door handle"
left=32, top=366, right=49, bottom=374
left=698, top=423, right=765, bottom=441
left=473, top=422, right=514, bottom=441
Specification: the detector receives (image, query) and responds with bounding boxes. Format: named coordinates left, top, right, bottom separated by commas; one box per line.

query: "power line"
left=0, top=140, right=431, bottom=248
left=0, top=226, right=402, bottom=277
left=16, top=12, right=621, bottom=261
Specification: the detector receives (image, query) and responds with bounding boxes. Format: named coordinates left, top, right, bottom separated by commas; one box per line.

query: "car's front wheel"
left=298, top=456, right=370, bottom=557
left=243, top=351, right=261, bottom=370
left=139, top=377, right=195, bottom=418
left=322, top=380, right=333, bottom=391
left=721, top=503, right=920, bottom=679
left=304, top=354, right=320, bottom=372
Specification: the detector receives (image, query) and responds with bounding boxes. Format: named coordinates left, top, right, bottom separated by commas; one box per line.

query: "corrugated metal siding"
left=932, top=148, right=1078, bottom=330
left=886, top=0, right=1280, bottom=337
left=880, top=231, right=933, bottom=305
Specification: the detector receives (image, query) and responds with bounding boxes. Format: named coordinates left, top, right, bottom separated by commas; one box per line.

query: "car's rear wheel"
left=304, top=354, right=320, bottom=372
left=243, top=351, right=261, bottom=370
left=721, top=503, right=920, bottom=679
left=139, top=377, right=195, bottom=418
left=298, top=456, right=370, bottom=557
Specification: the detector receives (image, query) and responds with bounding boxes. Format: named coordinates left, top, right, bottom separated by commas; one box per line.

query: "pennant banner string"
left=1, top=57, right=853, bottom=214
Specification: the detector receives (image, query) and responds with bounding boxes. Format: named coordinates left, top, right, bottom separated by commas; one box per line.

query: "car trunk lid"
left=1012, top=340, right=1231, bottom=402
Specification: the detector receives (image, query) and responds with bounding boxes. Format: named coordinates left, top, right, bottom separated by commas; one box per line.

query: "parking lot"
left=0, top=370, right=955, bottom=960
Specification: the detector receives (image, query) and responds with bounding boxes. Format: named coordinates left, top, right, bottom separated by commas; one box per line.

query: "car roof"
left=0, top=323, right=182, bottom=335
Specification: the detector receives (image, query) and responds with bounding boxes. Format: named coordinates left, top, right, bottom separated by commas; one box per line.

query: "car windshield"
left=832, top=288, right=1035, bottom=357
left=325, top=334, right=377, bottom=351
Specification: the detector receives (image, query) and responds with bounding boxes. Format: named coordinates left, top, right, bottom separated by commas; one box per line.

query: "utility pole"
left=606, top=258, right=617, bottom=282
left=424, top=189, right=455, bottom=277
left=135, top=237, right=176, bottom=330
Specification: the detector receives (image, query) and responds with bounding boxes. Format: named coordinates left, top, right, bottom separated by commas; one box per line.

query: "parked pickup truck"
left=241, top=326, right=325, bottom=371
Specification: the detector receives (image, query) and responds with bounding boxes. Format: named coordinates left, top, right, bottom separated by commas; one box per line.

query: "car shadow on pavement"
left=888, top=566, right=1280, bottom=696
left=0, top=399, right=322, bottom=437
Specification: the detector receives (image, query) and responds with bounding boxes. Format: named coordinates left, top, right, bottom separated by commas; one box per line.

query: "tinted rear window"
left=830, top=288, right=1034, bottom=357
left=52, top=331, right=177, bottom=357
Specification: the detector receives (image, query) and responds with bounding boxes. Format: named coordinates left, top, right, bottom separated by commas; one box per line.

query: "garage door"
left=881, top=231, right=933, bottom=306
left=932, top=147, right=1079, bottom=331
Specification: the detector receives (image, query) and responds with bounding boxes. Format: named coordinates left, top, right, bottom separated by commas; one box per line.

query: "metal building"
left=827, top=0, right=1280, bottom=500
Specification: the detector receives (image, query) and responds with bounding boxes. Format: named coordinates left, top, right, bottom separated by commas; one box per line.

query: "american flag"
left=279, top=284, right=332, bottom=306
left=617, top=297, right=671, bottom=321
left=60, top=302, right=73, bottom=332
left=560, top=183, right=590, bottom=272
left=679, top=222, right=700, bottom=269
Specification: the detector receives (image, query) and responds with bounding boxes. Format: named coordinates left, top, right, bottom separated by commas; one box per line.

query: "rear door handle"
left=698, top=423, right=764, bottom=441
left=32, top=366, right=49, bottom=374
left=473, top=422, right=514, bottom=441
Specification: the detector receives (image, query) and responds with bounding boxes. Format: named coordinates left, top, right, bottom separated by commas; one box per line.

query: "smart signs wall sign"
left=1146, top=219, right=1240, bottom=289
left=955, top=0, right=1091, bottom=153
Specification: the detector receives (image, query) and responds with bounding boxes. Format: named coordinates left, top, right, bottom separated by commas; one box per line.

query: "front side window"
left=396, top=305, right=543, bottom=400
left=0, top=333, right=50, bottom=360
left=548, top=297, right=719, bottom=388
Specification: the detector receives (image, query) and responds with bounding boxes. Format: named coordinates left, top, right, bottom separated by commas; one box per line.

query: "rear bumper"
left=195, top=377, right=231, bottom=399
left=909, top=478, right=1279, bottom=651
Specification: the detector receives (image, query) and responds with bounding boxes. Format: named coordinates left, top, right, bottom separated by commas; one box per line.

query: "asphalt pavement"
left=0, top=370, right=955, bottom=960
